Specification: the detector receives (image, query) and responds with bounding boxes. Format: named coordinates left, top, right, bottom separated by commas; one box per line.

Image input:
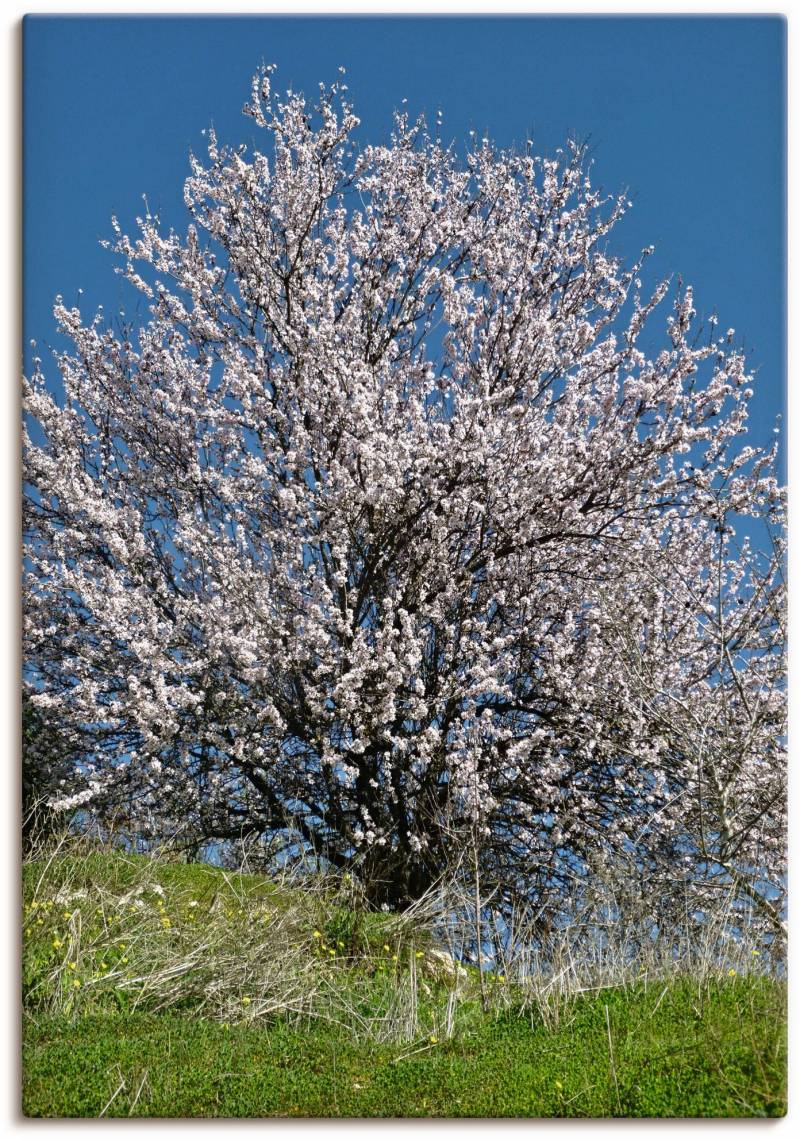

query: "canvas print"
left=22, top=14, right=787, bottom=1119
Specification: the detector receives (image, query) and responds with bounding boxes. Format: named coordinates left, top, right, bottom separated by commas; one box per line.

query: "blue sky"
left=23, top=14, right=786, bottom=472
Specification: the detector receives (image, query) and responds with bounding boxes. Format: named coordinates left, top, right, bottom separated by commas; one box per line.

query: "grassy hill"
left=21, top=843, right=787, bottom=1118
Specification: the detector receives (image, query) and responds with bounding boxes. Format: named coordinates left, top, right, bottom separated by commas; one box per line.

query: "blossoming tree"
left=24, top=69, right=786, bottom=922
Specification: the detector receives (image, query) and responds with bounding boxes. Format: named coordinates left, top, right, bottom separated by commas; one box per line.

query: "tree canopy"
left=24, top=68, right=786, bottom=928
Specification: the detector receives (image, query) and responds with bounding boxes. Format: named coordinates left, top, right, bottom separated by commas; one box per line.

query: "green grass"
left=23, top=979, right=786, bottom=1118
left=21, top=844, right=787, bottom=1118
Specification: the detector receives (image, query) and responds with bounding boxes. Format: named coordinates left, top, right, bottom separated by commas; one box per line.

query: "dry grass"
left=22, top=828, right=477, bottom=1044
left=22, top=824, right=782, bottom=1048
